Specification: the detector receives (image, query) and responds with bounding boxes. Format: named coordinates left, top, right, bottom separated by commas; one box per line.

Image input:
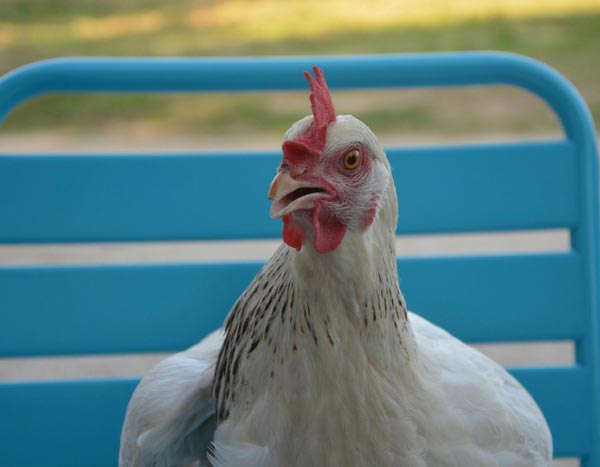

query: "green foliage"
left=0, top=1, right=598, bottom=140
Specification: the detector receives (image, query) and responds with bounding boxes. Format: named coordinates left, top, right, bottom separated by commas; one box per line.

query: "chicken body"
left=210, top=243, right=551, bottom=467
left=120, top=68, right=552, bottom=467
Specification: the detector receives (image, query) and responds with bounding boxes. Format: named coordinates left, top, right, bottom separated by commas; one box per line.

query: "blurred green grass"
left=0, top=0, right=599, bottom=143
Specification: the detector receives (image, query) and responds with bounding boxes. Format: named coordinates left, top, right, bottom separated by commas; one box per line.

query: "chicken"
left=120, top=67, right=552, bottom=467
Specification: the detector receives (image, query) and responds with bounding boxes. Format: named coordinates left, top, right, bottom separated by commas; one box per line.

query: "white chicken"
left=120, top=66, right=552, bottom=467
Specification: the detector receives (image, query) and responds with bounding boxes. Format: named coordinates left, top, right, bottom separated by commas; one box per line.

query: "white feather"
left=119, top=329, right=223, bottom=467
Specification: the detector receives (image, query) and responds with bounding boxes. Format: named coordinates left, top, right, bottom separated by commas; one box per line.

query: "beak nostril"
left=290, top=165, right=308, bottom=178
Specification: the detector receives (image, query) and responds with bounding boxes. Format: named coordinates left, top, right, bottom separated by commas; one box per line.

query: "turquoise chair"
left=0, top=52, right=598, bottom=466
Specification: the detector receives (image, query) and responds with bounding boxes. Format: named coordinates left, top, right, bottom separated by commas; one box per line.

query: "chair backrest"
left=0, top=52, right=598, bottom=466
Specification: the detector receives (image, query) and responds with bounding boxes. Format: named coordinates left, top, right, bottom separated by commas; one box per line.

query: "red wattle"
left=282, top=214, right=303, bottom=251
left=312, top=205, right=346, bottom=254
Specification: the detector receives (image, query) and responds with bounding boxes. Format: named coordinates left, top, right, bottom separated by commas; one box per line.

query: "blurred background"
left=0, top=0, right=599, bottom=152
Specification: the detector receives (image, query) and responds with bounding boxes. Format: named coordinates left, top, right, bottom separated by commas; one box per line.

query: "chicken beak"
left=268, top=171, right=330, bottom=219
left=268, top=171, right=298, bottom=202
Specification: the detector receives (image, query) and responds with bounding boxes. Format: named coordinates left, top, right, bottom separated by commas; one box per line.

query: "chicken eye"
left=342, top=149, right=361, bottom=170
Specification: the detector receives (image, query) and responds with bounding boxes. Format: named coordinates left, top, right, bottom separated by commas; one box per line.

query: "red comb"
left=282, top=66, right=337, bottom=163
left=305, top=66, right=337, bottom=134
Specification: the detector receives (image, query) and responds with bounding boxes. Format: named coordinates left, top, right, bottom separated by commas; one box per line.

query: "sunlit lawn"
left=0, top=0, right=599, bottom=144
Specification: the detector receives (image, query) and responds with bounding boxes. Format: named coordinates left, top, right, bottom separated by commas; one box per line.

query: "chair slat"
left=0, top=262, right=258, bottom=357
left=392, top=140, right=578, bottom=233
left=0, top=140, right=577, bottom=243
left=0, top=253, right=583, bottom=357
left=513, top=366, right=592, bottom=458
left=0, top=378, right=137, bottom=467
left=400, top=252, right=585, bottom=343
left=0, top=367, right=587, bottom=466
